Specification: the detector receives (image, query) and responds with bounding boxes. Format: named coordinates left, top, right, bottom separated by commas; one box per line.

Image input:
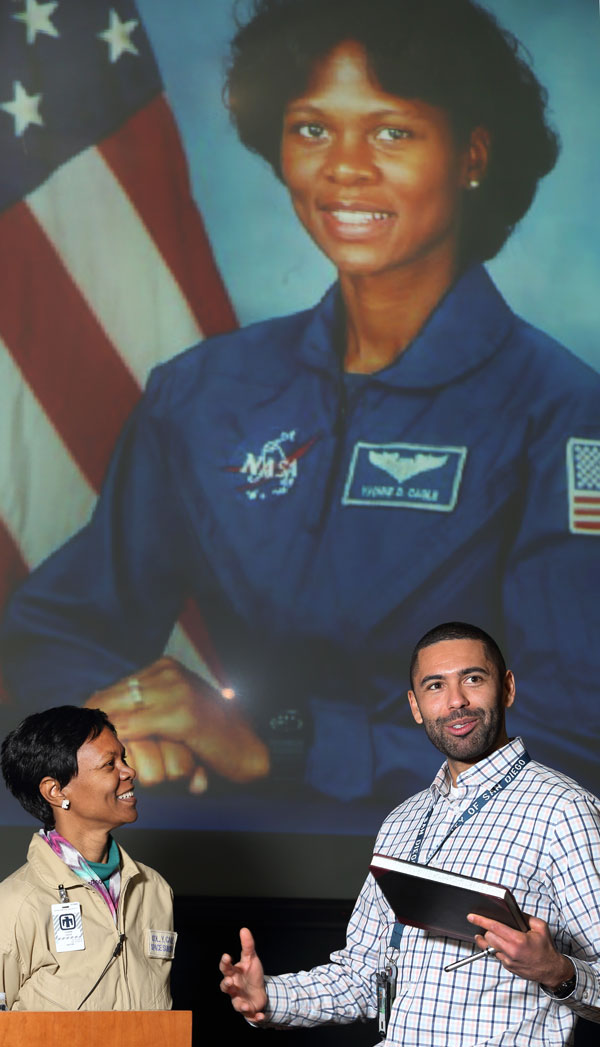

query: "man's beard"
left=421, top=696, right=505, bottom=765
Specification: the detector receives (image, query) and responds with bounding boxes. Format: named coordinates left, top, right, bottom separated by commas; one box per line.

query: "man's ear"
left=503, top=670, right=516, bottom=710
left=407, top=690, right=424, bottom=725
left=39, top=776, right=66, bottom=811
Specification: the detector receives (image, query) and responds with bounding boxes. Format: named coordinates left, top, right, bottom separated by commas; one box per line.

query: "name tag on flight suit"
left=147, top=929, right=177, bottom=959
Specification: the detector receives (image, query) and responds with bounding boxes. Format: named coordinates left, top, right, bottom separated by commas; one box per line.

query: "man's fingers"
left=239, top=926, right=257, bottom=958
left=525, top=915, right=548, bottom=935
left=468, top=914, right=520, bottom=942
left=467, top=913, right=499, bottom=932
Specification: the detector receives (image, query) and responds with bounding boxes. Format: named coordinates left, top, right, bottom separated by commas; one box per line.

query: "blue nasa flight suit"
left=1, top=265, right=599, bottom=802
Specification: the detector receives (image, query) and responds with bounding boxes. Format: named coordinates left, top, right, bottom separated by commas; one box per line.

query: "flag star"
left=1, top=80, right=43, bottom=137
left=98, top=8, right=139, bottom=63
left=12, top=0, right=59, bottom=45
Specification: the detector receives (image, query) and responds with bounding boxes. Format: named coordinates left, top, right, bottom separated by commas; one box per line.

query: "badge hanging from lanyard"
left=52, top=884, right=85, bottom=952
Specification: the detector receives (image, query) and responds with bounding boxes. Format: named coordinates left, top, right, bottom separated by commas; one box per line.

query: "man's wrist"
left=542, top=956, right=576, bottom=997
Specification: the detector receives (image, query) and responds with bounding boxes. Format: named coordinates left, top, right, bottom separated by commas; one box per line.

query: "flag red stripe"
left=99, top=96, right=238, bottom=338
left=0, top=202, right=141, bottom=493
left=573, top=507, right=600, bottom=516
left=0, top=521, right=29, bottom=702
left=573, top=521, right=600, bottom=531
left=574, top=497, right=600, bottom=505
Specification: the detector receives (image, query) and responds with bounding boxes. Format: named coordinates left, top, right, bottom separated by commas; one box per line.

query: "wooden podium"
left=0, top=1010, right=192, bottom=1046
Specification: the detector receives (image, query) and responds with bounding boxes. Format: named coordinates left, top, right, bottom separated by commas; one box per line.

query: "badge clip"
left=376, top=963, right=397, bottom=1038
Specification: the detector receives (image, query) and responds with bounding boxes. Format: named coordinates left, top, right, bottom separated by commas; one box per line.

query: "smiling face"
left=56, top=726, right=138, bottom=838
left=408, top=638, right=515, bottom=781
left=280, top=40, right=487, bottom=281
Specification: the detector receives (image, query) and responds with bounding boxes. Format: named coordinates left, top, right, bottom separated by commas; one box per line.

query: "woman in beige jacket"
left=0, top=706, right=175, bottom=1010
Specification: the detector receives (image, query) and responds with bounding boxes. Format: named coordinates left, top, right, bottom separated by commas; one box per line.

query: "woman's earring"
left=468, top=178, right=480, bottom=190
left=61, top=799, right=70, bottom=810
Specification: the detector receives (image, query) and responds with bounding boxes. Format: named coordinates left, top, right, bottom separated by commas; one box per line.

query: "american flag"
left=0, top=0, right=236, bottom=698
left=567, top=438, right=600, bottom=534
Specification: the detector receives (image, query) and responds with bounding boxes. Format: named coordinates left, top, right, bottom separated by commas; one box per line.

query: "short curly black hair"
left=226, top=0, right=559, bottom=266
left=1, top=706, right=115, bottom=829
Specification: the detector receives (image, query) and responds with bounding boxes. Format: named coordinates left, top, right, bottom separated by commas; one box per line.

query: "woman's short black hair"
left=1, top=706, right=115, bottom=829
left=226, top=0, right=560, bottom=265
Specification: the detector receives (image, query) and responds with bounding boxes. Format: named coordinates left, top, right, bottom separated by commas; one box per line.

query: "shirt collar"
left=303, top=265, right=514, bottom=388
left=430, top=736, right=528, bottom=800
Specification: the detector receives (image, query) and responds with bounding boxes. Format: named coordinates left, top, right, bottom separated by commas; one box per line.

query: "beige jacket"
left=0, top=833, right=174, bottom=1010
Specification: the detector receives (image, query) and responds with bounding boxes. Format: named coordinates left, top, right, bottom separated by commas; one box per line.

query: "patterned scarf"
left=41, top=829, right=121, bottom=923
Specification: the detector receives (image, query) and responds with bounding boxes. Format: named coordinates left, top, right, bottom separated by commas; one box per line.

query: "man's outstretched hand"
left=219, top=927, right=268, bottom=1022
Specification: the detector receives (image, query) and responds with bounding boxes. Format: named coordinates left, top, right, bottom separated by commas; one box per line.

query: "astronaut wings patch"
left=567, top=437, right=600, bottom=534
left=342, top=441, right=467, bottom=510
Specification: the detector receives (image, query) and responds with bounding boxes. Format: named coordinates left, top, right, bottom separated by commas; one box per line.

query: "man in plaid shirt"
left=220, top=622, right=600, bottom=1045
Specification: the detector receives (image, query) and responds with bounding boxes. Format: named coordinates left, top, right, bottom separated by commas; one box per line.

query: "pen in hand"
left=444, top=946, right=497, bottom=973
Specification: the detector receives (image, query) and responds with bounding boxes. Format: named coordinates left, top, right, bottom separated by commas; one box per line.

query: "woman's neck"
left=77, top=835, right=111, bottom=864
left=52, top=816, right=111, bottom=863
left=340, top=253, right=458, bottom=374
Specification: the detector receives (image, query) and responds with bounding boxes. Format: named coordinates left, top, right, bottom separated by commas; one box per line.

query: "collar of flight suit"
left=26, top=831, right=139, bottom=892
left=302, top=264, right=516, bottom=390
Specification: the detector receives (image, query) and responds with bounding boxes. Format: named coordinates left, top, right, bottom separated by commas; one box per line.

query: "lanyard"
left=388, top=750, right=530, bottom=949
left=410, top=750, right=531, bottom=866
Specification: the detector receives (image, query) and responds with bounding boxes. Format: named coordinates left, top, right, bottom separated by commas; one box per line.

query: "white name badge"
left=147, top=929, right=177, bottom=959
left=51, top=902, right=85, bottom=952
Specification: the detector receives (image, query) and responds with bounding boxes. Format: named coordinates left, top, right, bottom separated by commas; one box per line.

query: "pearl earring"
left=468, top=178, right=480, bottom=190
left=61, top=799, right=70, bottom=810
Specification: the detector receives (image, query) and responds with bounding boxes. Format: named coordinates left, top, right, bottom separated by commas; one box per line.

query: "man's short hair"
left=1, top=706, right=115, bottom=829
left=409, top=622, right=507, bottom=690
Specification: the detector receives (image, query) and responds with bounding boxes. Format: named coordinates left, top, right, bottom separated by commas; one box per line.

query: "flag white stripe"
left=27, top=146, right=204, bottom=389
left=0, top=340, right=96, bottom=566
left=164, top=623, right=220, bottom=689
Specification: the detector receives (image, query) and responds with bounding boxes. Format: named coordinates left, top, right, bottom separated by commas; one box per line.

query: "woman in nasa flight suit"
left=1, top=0, right=599, bottom=817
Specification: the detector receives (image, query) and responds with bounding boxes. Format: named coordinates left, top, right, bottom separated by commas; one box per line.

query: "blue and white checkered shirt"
left=264, top=739, right=600, bottom=1044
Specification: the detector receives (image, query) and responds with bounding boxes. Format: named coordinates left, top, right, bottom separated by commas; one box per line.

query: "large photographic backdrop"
left=0, top=0, right=598, bottom=893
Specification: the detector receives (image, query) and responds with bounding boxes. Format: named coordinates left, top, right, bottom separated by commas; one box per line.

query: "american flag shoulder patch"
left=567, top=437, right=600, bottom=534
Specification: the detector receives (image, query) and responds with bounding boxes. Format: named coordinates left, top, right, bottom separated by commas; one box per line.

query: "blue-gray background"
left=3, top=1, right=598, bottom=900
left=136, top=0, right=599, bottom=372
left=127, top=1, right=599, bottom=894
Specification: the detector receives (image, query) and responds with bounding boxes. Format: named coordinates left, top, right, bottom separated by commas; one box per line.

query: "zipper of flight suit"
left=311, top=371, right=349, bottom=533
left=115, top=871, right=132, bottom=1008
left=73, top=875, right=131, bottom=1009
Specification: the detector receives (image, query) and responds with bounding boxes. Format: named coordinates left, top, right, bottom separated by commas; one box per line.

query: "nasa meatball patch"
left=342, top=441, right=467, bottom=510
